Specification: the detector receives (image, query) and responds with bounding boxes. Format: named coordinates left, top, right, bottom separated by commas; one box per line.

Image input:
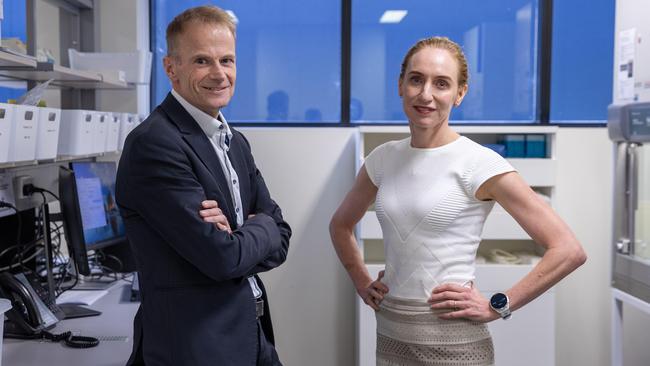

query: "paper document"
left=56, top=289, right=109, bottom=306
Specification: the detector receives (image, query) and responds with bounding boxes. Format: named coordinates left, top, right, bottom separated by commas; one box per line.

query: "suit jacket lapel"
left=160, top=93, right=237, bottom=222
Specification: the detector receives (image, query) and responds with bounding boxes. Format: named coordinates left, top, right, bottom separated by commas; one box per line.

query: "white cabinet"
left=355, top=125, right=558, bottom=366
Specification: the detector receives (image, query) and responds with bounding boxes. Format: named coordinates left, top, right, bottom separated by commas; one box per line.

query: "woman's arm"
left=330, top=166, right=389, bottom=310
left=430, top=171, right=587, bottom=321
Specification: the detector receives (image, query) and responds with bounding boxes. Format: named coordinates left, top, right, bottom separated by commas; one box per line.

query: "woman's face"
left=398, top=47, right=467, bottom=130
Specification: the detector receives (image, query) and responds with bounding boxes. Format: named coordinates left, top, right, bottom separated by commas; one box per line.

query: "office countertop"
left=2, top=280, right=139, bottom=366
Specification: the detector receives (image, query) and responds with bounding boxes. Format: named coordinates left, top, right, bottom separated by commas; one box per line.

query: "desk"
left=2, top=281, right=138, bottom=366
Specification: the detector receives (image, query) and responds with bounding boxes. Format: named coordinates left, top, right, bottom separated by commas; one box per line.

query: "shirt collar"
left=171, top=89, right=232, bottom=141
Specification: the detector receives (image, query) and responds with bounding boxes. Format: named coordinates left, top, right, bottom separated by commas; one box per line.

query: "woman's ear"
left=455, top=84, right=469, bottom=106
left=398, top=78, right=404, bottom=97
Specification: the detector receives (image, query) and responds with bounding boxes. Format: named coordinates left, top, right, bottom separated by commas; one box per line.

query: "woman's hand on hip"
left=357, top=270, right=389, bottom=311
left=428, top=283, right=498, bottom=322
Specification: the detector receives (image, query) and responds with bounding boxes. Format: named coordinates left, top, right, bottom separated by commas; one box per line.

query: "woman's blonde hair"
left=399, top=36, right=469, bottom=87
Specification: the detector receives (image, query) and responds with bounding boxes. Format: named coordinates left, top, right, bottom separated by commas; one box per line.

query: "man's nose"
left=209, top=64, right=226, bottom=80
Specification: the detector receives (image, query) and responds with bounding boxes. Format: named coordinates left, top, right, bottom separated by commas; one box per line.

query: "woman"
left=329, top=36, right=587, bottom=366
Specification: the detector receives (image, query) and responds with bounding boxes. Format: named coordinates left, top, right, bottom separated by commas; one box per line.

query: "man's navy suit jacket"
left=115, top=93, right=291, bottom=366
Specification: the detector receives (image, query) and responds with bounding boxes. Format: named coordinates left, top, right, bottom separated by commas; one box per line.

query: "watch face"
left=490, top=293, right=508, bottom=309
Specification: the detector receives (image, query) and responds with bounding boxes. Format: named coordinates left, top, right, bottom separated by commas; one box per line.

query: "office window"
left=152, top=0, right=341, bottom=123
left=550, top=0, right=614, bottom=123
left=0, top=1, right=28, bottom=103
left=351, top=0, right=540, bottom=123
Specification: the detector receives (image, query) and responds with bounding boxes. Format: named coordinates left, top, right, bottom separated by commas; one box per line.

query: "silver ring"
left=452, top=300, right=456, bottom=309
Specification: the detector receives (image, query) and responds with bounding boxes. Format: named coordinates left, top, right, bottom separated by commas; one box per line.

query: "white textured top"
left=364, top=136, right=515, bottom=300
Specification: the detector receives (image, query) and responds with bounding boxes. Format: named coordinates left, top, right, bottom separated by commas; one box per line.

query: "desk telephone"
left=0, top=272, right=65, bottom=335
left=0, top=272, right=99, bottom=348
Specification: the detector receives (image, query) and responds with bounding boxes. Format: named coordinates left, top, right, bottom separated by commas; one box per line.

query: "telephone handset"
left=0, top=272, right=65, bottom=335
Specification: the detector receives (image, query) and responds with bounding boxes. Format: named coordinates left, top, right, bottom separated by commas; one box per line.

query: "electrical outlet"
left=14, top=175, right=33, bottom=200
left=0, top=173, right=16, bottom=218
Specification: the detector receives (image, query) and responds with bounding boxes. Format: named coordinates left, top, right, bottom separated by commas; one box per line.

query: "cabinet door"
left=636, top=145, right=650, bottom=260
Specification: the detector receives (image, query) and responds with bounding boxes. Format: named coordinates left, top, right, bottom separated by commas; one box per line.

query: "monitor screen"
left=58, top=162, right=125, bottom=277
left=69, top=162, right=125, bottom=249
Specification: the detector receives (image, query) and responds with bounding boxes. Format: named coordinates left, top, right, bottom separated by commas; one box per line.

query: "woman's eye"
left=436, top=80, right=449, bottom=88
left=410, top=76, right=422, bottom=84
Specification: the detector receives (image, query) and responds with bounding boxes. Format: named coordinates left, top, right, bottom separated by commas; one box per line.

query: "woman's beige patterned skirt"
left=376, top=296, right=494, bottom=366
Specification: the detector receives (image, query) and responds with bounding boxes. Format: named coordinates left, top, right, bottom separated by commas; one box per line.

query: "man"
left=116, top=6, right=291, bottom=366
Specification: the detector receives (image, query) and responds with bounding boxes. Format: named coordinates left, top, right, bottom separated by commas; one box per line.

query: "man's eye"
left=195, top=58, right=208, bottom=64
left=221, top=58, right=234, bottom=65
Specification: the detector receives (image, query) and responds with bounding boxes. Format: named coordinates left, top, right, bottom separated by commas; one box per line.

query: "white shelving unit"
left=355, top=125, right=558, bottom=366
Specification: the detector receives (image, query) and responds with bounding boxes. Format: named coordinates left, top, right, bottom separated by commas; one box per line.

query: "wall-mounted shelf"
left=0, top=52, right=128, bottom=89
left=0, top=152, right=119, bottom=171
left=0, top=51, right=38, bottom=69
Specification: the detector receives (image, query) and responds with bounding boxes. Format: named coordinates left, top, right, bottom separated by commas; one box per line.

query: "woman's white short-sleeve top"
left=364, top=136, right=515, bottom=300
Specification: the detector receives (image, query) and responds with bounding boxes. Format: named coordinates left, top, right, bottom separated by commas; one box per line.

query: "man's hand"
left=199, top=200, right=232, bottom=234
left=357, top=270, right=389, bottom=311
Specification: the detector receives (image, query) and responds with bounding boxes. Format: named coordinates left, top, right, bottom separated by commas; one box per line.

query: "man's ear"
left=163, top=56, right=176, bottom=81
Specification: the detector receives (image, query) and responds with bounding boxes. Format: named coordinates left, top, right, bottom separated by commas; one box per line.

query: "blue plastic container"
left=526, top=134, right=546, bottom=158
left=499, top=134, right=525, bottom=158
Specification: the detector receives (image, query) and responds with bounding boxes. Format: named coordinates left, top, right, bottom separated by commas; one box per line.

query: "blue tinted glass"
left=352, top=0, right=539, bottom=123
left=550, top=0, right=614, bottom=123
left=152, top=1, right=340, bottom=123
left=0, top=1, right=27, bottom=103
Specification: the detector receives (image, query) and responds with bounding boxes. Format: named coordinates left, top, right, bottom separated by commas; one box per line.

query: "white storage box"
left=0, top=103, right=14, bottom=163
left=58, top=110, right=94, bottom=156
left=35, top=107, right=61, bottom=160
left=68, top=49, right=152, bottom=84
left=9, top=105, right=38, bottom=162
left=0, top=297, right=11, bottom=366
left=105, top=112, right=120, bottom=153
left=118, top=113, right=136, bottom=151
left=93, top=112, right=109, bottom=154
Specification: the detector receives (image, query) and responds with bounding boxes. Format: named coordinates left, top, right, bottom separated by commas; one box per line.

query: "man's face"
left=164, top=22, right=236, bottom=117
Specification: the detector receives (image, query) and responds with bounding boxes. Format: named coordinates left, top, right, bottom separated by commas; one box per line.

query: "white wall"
left=241, top=127, right=358, bottom=366
left=94, top=0, right=149, bottom=115
left=35, top=0, right=61, bottom=108
left=554, top=128, right=613, bottom=366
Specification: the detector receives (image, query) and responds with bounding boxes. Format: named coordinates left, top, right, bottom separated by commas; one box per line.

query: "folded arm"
left=121, top=133, right=283, bottom=282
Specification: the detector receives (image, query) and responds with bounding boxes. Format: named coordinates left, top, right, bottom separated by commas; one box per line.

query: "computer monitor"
left=58, top=162, right=126, bottom=277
